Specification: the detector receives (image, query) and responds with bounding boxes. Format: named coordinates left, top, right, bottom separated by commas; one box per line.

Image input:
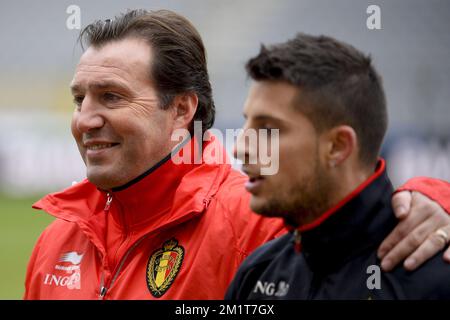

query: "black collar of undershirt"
left=110, top=137, right=191, bottom=192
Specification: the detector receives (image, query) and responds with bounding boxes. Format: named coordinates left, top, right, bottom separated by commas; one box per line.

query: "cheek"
left=71, top=113, right=82, bottom=143
left=121, top=118, right=169, bottom=156
left=127, top=105, right=172, bottom=135
left=278, top=141, right=316, bottom=179
left=278, top=140, right=302, bottom=168
left=113, top=106, right=174, bottom=162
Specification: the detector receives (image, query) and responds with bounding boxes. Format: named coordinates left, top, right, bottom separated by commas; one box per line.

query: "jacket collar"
left=32, top=133, right=231, bottom=252
left=104, top=138, right=199, bottom=231
left=290, top=159, right=397, bottom=272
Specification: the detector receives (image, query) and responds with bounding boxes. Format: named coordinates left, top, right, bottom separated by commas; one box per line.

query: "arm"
left=395, top=177, right=450, bottom=213
left=23, top=230, right=46, bottom=300
left=378, top=177, right=450, bottom=271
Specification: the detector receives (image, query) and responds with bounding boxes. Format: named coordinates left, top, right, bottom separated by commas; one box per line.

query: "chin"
left=249, top=196, right=264, bottom=214
left=86, top=176, right=110, bottom=190
left=86, top=168, right=117, bottom=190
left=249, top=196, right=284, bottom=218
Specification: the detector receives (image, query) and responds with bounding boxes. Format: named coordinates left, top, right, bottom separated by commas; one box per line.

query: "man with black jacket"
left=226, top=33, right=450, bottom=299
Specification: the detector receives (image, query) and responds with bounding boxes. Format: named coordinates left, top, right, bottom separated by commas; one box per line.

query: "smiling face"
left=234, top=81, right=334, bottom=225
left=70, top=37, right=177, bottom=190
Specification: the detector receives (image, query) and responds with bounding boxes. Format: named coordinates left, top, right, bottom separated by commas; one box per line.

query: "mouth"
left=85, top=143, right=119, bottom=151
left=242, top=168, right=265, bottom=194
left=84, top=141, right=120, bottom=159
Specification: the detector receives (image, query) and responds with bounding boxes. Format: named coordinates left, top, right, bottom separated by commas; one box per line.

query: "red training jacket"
left=24, top=135, right=286, bottom=299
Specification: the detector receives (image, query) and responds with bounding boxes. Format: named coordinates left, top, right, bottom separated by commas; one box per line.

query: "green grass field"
left=0, top=195, right=54, bottom=299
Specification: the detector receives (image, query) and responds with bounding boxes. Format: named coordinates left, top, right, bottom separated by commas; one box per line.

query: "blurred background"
left=0, top=0, right=449, bottom=299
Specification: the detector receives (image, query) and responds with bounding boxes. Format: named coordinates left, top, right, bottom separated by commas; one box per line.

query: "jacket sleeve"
left=23, top=229, right=47, bottom=300
left=395, top=177, right=450, bottom=214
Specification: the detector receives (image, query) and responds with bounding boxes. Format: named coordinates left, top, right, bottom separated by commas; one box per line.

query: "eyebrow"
left=243, top=114, right=284, bottom=124
left=70, top=80, right=131, bottom=94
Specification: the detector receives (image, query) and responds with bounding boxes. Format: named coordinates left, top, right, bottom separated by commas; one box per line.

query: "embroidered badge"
left=146, top=238, right=184, bottom=298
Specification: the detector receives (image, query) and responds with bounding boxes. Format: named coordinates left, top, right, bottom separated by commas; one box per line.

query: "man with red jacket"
left=25, top=10, right=450, bottom=299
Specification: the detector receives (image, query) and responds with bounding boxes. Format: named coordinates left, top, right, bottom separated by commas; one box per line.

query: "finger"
left=380, top=218, right=436, bottom=271
left=403, top=225, right=450, bottom=271
left=444, top=246, right=450, bottom=263
left=391, top=191, right=412, bottom=219
left=377, top=206, right=430, bottom=260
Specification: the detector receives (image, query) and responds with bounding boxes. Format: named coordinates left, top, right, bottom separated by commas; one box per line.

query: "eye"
left=260, top=126, right=280, bottom=138
left=260, top=124, right=274, bottom=132
left=73, top=95, right=84, bottom=109
left=103, top=92, right=122, bottom=103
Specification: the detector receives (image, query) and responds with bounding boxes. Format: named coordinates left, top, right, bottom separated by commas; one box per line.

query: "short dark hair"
left=246, top=33, right=387, bottom=167
left=79, top=9, right=215, bottom=132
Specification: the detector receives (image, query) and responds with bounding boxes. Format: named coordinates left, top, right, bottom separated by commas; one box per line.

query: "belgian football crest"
left=146, top=238, right=184, bottom=298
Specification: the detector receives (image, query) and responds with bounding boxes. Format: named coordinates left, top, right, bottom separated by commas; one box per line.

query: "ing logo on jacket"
left=43, top=251, right=84, bottom=290
left=146, top=238, right=184, bottom=298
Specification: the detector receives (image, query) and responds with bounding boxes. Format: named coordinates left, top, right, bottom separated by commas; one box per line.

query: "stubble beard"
left=255, top=160, right=333, bottom=228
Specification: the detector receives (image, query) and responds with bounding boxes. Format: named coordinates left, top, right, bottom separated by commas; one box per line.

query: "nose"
left=74, top=96, right=105, bottom=133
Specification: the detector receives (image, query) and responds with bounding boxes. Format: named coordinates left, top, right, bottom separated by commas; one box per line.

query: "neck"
left=297, top=159, right=393, bottom=272
left=293, top=160, right=374, bottom=228
left=328, top=162, right=373, bottom=212
left=106, top=136, right=199, bottom=229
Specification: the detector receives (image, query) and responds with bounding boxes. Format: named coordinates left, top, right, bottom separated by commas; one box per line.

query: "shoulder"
left=26, top=219, right=80, bottom=270
left=390, top=250, right=450, bottom=299
left=32, top=219, right=81, bottom=254
left=225, top=233, right=293, bottom=300
left=211, top=167, right=287, bottom=252
left=211, top=167, right=253, bottom=224
left=237, top=232, right=293, bottom=271
left=213, top=167, right=272, bottom=224
left=42, top=218, right=79, bottom=237
left=215, top=167, right=249, bottom=206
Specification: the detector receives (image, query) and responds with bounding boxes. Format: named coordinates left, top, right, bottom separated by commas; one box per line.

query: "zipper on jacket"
left=104, top=193, right=113, bottom=212
left=96, top=207, right=201, bottom=299
left=97, top=196, right=204, bottom=299
left=98, top=193, right=113, bottom=299
left=98, top=266, right=108, bottom=299
left=98, top=235, right=147, bottom=300
left=99, top=283, right=107, bottom=299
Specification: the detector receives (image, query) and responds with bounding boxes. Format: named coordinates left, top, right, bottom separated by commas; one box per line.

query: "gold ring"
left=435, top=228, right=449, bottom=245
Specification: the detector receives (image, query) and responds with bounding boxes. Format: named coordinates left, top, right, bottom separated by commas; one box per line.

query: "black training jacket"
left=226, top=160, right=450, bottom=300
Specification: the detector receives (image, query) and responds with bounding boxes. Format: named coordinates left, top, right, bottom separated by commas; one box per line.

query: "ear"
left=170, top=92, right=198, bottom=131
left=321, top=125, right=357, bottom=168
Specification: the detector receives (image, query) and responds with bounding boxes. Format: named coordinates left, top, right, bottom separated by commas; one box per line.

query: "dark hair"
left=79, top=9, right=215, bottom=132
left=246, top=33, right=387, bottom=167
